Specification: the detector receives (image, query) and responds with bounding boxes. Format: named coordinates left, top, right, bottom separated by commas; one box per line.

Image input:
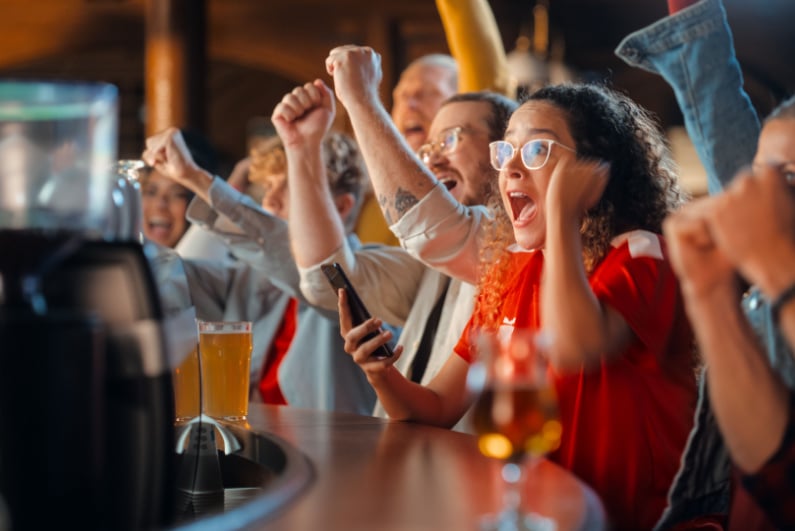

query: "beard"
left=461, top=161, right=500, bottom=207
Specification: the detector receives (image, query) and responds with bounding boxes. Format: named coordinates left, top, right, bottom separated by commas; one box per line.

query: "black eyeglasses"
left=489, top=139, right=576, bottom=171
left=416, top=127, right=464, bottom=165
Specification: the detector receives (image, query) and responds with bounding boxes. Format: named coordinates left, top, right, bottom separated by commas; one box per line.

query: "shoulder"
left=591, top=230, right=675, bottom=296
left=609, top=230, right=664, bottom=261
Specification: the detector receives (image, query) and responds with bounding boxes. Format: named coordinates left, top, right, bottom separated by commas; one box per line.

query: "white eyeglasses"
left=416, top=127, right=464, bottom=165
left=489, top=139, right=576, bottom=171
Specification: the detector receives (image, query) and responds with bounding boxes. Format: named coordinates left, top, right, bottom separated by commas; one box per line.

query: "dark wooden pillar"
left=144, top=0, right=206, bottom=135
left=365, top=13, right=396, bottom=109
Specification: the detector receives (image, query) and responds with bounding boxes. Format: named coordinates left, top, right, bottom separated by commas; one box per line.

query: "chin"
left=513, top=229, right=544, bottom=251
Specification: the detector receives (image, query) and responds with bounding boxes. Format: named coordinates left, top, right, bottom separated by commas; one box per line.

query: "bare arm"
left=271, top=80, right=345, bottom=269
left=540, top=158, right=633, bottom=371
left=710, top=167, right=795, bottom=354
left=272, top=79, right=427, bottom=325
left=325, top=46, right=440, bottom=226
left=142, top=127, right=215, bottom=202
left=665, top=169, right=794, bottom=472
left=701, top=167, right=795, bottom=472
left=688, top=282, right=789, bottom=474
left=337, top=289, right=472, bottom=427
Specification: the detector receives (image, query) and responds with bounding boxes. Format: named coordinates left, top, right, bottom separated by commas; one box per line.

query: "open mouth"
left=148, top=218, right=172, bottom=229
left=508, top=191, right=536, bottom=224
left=146, top=218, right=173, bottom=238
left=440, top=178, right=457, bottom=192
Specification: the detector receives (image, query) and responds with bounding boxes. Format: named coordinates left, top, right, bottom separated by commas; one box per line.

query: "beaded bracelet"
left=770, top=282, right=795, bottom=325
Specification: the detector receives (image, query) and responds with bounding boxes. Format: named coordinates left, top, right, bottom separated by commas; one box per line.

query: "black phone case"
left=321, top=262, right=394, bottom=359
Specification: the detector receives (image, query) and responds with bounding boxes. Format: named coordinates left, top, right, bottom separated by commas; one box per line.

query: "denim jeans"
left=615, top=0, right=760, bottom=195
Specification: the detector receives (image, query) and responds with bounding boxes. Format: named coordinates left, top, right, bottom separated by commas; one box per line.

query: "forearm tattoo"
left=379, top=195, right=394, bottom=225
left=393, top=187, right=419, bottom=218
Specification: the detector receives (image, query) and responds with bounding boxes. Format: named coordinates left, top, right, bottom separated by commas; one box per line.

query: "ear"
left=333, top=192, right=356, bottom=223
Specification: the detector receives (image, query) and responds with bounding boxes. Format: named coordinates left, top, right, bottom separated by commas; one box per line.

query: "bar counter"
left=237, top=404, right=605, bottom=530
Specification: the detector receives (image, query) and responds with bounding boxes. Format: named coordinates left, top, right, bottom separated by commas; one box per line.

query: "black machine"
left=0, top=231, right=176, bottom=529
left=0, top=81, right=176, bottom=530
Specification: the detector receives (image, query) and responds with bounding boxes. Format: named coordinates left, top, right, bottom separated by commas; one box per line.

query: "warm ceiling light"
left=506, top=0, right=576, bottom=94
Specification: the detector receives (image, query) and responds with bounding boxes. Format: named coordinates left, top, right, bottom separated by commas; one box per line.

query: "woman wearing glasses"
left=339, top=83, right=697, bottom=530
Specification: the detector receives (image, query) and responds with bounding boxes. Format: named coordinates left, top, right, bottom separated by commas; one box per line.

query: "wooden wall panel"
left=0, top=0, right=449, bottom=170
left=0, top=0, right=145, bottom=70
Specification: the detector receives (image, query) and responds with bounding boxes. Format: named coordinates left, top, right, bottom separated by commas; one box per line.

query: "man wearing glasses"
left=276, top=73, right=515, bottom=428
left=319, top=45, right=523, bottom=286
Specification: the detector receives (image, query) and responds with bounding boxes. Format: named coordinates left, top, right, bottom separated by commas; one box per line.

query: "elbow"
left=544, top=340, right=603, bottom=374
left=298, top=282, right=337, bottom=311
left=546, top=351, right=586, bottom=374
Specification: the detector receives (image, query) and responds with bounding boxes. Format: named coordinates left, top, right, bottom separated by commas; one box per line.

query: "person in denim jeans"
left=617, top=0, right=795, bottom=528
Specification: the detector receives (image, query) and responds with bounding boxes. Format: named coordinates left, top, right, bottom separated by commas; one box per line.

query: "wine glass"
left=467, top=328, right=561, bottom=531
left=115, top=159, right=147, bottom=181
left=110, top=159, right=148, bottom=242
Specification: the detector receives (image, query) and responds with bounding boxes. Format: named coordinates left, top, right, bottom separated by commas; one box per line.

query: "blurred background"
left=1, top=0, right=793, bottom=195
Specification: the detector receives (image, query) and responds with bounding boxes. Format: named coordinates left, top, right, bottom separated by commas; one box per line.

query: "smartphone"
left=320, top=262, right=394, bottom=359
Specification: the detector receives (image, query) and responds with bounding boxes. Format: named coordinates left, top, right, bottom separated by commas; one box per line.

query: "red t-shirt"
left=455, top=231, right=697, bottom=531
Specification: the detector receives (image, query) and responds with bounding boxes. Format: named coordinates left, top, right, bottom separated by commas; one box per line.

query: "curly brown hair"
left=475, top=83, right=687, bottom=331
left=531, top=83, right=685, bottom=269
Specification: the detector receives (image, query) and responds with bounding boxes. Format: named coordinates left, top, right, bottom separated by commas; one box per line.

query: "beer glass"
left=172, top=345, right=200, bottom=422
left=467, top=329, right=561, bottom=531
left=197, top=320, right=253, bottom=421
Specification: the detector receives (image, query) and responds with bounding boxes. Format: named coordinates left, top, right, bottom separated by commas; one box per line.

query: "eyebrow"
left=427, top=124, right=466, bottom=139
left=753, top=159, right=795, bottom=171
left=504, top=127, right=562, bottom=140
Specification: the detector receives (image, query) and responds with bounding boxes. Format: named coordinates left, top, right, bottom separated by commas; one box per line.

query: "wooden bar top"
left=243, top=405, right=605, bottom=530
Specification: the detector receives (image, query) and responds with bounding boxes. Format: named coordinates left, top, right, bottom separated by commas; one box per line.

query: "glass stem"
left=500, top=460, right=526, bottom=525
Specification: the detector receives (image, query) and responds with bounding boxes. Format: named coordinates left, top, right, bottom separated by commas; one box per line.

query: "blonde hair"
left=249, top=136, right=286, bottom=184
left=246, top=132, right=368, bottom=231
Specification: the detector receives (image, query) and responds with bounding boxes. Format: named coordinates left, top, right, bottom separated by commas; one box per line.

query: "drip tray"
left=171, top=420, right=314, bottom=529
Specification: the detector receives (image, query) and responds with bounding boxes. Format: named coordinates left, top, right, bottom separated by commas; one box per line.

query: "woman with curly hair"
left=341, top=83, right=698, bottom=530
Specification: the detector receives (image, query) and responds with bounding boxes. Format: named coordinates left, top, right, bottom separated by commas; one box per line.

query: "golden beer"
left=173, top=345, right=200, bottom=421
left=472, top=384, right=561, bottom=462
left=198, top=321, right=253, bottom=420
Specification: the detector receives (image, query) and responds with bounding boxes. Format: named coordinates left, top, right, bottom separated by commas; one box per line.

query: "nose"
left=261, top=185, right=288, bottom=218
left=262, top=192, right=282, bottom=213
left=157, top=194, right=171, bottom=208
left=502, top=150, right=526, bottom=180
left=401, top=89, right=423, bottom=110
left=426, top=146, right=449, bottom=168
left=152, top=192, right=171, bottom=209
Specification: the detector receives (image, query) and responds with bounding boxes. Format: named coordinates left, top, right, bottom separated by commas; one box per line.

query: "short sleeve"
left=589, top=232, right=683, bottom=360
left=453, top=313, right=478, bottom=363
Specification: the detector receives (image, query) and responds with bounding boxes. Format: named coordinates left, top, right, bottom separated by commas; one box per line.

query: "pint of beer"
left=197, top=320, right=253, bottom=421
left=173, top=345, right=200, bottom=422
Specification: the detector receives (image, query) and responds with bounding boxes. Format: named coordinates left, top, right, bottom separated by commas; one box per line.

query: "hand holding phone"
left=321, top=262, right=394, bottom=359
